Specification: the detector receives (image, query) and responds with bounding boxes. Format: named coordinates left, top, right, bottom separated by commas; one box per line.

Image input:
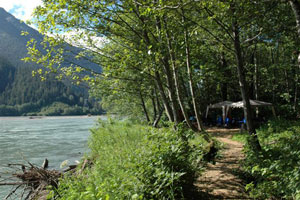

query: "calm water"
left=0, top=116, right=103, bottom=198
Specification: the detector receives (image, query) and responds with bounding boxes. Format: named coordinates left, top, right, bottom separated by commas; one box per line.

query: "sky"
left=0, top=0, right=42, bottom=21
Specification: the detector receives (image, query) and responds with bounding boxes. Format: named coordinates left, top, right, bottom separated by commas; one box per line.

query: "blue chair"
left=225, top=117, right=230, bottom=127
left=217, top=116, right=223, bottom=126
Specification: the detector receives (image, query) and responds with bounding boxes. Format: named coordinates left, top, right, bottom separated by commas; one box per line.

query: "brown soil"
left=195, top=128, right=251, bottom=199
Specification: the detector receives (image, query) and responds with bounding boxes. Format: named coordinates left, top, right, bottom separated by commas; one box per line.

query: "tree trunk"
left=284, top=69, right=291, bottom=103
left=293, top=64, right=299, bottom=111
left=155, top=87, right=162, bottom=118
left=180, top=75, right=194, bottom=119
left=181, top=6, right=204, bottom=131
left=294, top=59, right=300, bottom=111
left=254, top=50, right=259, bottom=117
left=289, top=0, right=300, bottom=37
left=164, top=19, right=198, bottom=131
left=162, top=58, right=180, bottom=124
left=133, top=2, right=175, bottom=123
left=139, top=90, right=150, bottom=123
left=154, top=71, right=174, bottom=122
left=151, top=88, right=157, bottom=122
left=231, top=14, right=261, bottom=151
left=270, top=48, right=276, bottom=102
left=220, top=52, right=228, bottom=101
left=155, top=14, right=179, bottom=124
left=289, top=0, right=300, bottom=111
left=153, top=88, right=163, bottom=127
left=153, top=109, right=163, bottom=128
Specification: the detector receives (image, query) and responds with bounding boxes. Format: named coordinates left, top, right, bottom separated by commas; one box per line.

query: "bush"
left=241, top=120, right=300, bottom=199
left=51, top=121, right=206, bottom=199
left=276, top=104, right=298, bottom=119
left=133, top=125, right=203, bottom=199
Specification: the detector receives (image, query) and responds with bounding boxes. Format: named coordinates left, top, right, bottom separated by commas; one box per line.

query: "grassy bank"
left=233, top=120, right=300, bottom=199
left=48, top=120, right=210, bottom=199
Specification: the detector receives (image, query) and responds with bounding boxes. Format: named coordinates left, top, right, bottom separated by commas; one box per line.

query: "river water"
left=0, top=116, right=103, bottom=199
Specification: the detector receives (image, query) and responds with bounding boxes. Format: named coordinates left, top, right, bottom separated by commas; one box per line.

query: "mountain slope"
left=0, top=7, right=102, bottom=116
left=0, top=7, right=41, bottom=68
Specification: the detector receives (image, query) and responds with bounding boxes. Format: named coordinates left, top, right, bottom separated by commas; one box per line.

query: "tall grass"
left=49, top=120, right=207, bottom=200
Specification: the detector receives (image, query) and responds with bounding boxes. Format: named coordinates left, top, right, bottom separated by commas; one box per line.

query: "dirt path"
left=195, top=128, right=250, bottom=199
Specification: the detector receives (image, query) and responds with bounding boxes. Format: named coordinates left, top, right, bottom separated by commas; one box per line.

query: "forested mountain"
left=0, top=8, right=102, bottom=116
left=0, top=7, right=41, bottom=68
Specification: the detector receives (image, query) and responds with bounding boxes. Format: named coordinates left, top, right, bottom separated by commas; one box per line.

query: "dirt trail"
left=195, top=128, right=250, bottom=199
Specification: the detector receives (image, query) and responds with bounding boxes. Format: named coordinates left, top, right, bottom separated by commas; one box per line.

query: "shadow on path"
left=195, top=128, right=251, bottom=199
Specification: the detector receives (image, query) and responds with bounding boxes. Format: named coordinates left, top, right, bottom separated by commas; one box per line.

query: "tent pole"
left=205, top=106, right=210, bottom=118
left=226, top=106, right=230, bottom=118
left=222, top=106, right=226, bottom=123
left=271, top=106, right=277, bottom=119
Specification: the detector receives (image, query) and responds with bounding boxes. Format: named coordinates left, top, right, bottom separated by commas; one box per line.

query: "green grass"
left=49, top=120, right=209, bottom=200
left=231, top=131, right=248, bottom=144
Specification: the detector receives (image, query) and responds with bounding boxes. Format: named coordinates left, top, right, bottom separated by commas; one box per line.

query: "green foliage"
left=39, top=102, right=82, bottom=116
left=276, top=104, right=298, bottom=119
left=51, top=121, right=206, bottom=199
left=133, top=125, right=204, bottom=199
left=231, top=131, right=249, bottom=144
left=23, top=0, right=300, bottom=124
left=241, top=120, right=300, bottom=199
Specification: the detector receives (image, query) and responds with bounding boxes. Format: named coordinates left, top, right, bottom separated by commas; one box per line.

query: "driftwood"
left=0, top=160, right=62, bottom=200
left=0, top=158, right=92, bottom=200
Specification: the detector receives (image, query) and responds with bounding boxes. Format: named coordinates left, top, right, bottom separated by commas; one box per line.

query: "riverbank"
left=36, top=121, right=214, bottom=199
left=1, top=119, right=221, bottom=199
left=0, top=115, right=105, bottom=120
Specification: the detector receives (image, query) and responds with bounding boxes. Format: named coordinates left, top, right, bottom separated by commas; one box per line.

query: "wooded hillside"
left=0, top=8, right=103, bottom=116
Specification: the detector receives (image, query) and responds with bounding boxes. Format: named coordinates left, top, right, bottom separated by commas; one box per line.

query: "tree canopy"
left=24, top=0, right=300, bottom=150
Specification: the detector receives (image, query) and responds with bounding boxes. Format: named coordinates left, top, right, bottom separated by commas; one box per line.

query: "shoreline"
left=0, top=115, right=104, bottom=120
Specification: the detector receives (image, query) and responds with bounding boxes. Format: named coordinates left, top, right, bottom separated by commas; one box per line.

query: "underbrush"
left=231, top=131, right=248, bottom=144
left=48, top=120, right=209, bottom=200
left=238, top=120, right=300, bottom=199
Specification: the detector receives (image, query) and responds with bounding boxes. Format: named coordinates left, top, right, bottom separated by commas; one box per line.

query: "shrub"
left=133, top=125, right=203, bottom=199
left=51, top=121, right=206, bottom=199
left=241, top=120, right=300, bottom=199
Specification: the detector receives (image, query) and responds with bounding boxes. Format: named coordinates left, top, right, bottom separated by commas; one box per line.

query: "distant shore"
left=0, top=115, right=104, bottom=120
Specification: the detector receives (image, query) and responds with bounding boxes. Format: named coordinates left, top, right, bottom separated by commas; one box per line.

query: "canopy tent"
left=230, top=99, right=276, bottom=118
left=205, top=99, right=276, bottom=122
left=205, top=101, right=234, bottom=122
left=231, top=99, right=273, bottom=108
left=206, top=101, right=234, bottom=109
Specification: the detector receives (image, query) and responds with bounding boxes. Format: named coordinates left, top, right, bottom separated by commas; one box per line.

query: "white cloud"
left=0, top=0, right=42, bottom=21
left=61, top=29, right=108, bottom=51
